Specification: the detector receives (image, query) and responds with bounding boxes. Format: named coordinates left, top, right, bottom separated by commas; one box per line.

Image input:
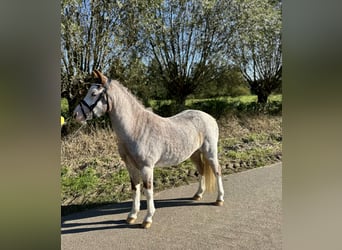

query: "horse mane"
left=111, top=79, right=148, bottom=112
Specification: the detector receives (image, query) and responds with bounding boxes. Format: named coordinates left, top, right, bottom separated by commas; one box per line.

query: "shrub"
left=188, top=99, right=232, bottom=119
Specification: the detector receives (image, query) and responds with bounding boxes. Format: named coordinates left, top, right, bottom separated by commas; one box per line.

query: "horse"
left=73, top=70, right=224, bottom=229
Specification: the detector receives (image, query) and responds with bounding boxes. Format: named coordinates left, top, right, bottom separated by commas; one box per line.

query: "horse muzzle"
left=73, top=105, right=88, bottom=124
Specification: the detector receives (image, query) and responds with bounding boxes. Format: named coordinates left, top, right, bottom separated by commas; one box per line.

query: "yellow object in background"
left=61, top=116, right=65, bottom=126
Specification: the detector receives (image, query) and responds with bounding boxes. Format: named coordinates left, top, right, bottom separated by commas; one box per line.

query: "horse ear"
left=93, top=70, right=107, bottom=85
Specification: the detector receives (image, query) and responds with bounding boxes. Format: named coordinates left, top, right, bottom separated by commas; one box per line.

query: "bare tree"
left=117, top=0, right=235, bottom=106
left=232, top=0, right=282, bottom=103
left=61, top=0, right=282, bottom=109
left=61, top=0, right=120, bottom=112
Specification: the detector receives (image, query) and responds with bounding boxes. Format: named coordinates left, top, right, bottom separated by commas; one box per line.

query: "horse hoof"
left=141, top=221, right=152, bottom=229
left=214, top=200, right=224, bottom=206
left=192, top=195, right=202, bottom=201
left=126, top=217, right=136, bottom=224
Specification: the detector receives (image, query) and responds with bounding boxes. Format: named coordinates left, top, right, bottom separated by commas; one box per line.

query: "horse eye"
left=91, top=92, right=97, bottom=97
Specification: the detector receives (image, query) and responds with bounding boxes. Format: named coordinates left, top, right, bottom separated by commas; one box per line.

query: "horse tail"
left=201, top=153, right=216, bottom=193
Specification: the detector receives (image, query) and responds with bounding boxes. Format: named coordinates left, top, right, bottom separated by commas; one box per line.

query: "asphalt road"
left=61, top=163, right=282, bottom=250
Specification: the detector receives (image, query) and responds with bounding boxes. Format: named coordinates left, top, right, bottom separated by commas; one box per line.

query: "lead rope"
left=63, top=121, right=86, bottom=140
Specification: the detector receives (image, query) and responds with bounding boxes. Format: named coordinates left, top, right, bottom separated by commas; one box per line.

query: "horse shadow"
left=61, top=197, right=213, bottom=234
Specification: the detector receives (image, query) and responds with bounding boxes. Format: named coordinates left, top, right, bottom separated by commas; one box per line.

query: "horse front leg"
left=126, top=166, right=141, bottom=224
left=141, top=166, right=155, bottom=229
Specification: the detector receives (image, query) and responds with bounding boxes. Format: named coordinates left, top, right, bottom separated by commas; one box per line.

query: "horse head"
left=73, top=70, right=111, bottom=124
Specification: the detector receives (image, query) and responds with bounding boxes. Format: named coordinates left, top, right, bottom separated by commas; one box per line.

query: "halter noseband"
left=79, top=79, right=111, bottom=120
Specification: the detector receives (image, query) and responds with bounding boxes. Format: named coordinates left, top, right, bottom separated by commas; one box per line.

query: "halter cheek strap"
left=80, top=99, right=88, bottom=119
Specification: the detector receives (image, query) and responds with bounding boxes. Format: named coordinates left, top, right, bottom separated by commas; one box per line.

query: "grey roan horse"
left=73, top=70, right=224, bottom=229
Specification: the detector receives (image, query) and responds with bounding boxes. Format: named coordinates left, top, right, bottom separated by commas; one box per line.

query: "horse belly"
left=156, top=153, right=191, bottom=167
left=155, top=140, right=198, bottom=167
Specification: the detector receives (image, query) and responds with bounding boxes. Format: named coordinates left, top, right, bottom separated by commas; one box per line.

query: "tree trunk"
left=257, top=92, right=268, bottom=104
left=249, top=79, right=270, bottom=105
left=174, top=93, right=187, bottom=110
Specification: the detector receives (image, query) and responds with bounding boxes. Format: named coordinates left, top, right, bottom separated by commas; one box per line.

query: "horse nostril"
left=73, top=112, right=78, bottom=119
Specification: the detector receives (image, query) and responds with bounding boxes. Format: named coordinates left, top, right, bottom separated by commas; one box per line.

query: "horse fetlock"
left=146, top=210, right=155, bottom=220
left=217, top=194, right=224, bottom=202
left=128, top=210, right=139, bottom=217
left=144, top=211, right=154, bottom=223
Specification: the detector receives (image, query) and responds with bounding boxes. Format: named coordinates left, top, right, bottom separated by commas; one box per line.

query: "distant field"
left=147, top=94, right=282, bottom=108
left=147, top=94, right=282, bottom=119
left=188, top=94, right=282, bottom=104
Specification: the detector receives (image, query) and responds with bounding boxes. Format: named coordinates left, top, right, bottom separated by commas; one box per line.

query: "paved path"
left=61, top=163, right=282, bottom=250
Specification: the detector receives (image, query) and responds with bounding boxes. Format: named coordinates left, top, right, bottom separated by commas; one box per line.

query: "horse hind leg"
left=202, top=151, right=225, bottom=206
left=190, top=150, right=206, bottom=200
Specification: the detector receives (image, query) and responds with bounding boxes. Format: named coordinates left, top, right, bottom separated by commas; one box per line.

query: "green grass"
left=185, top=94, right=281, bottom=105
left=268, top=94, right=282, bottom=102
left=61, top=166, right=99, bottom=204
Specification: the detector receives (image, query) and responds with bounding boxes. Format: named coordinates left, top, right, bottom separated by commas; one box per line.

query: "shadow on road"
left=61, top=197, right=214, bottom=234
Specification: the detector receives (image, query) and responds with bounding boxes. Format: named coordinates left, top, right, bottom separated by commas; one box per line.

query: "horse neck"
left=107, top=81, right=145, bottom=140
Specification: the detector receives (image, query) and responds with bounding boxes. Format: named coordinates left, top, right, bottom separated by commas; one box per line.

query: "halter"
left=79, top=78, right=111, bottom=120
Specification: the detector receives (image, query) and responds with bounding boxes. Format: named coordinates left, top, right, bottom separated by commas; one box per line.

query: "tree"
left=117, top=0, right=235, bottom=106
left=231, top=0, right=282, bottom=104
left=61, top=0, right=282, bottom=109
left=61, top=0, right=120, bottom=113
left=109, top=56, right=151, bottom=105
